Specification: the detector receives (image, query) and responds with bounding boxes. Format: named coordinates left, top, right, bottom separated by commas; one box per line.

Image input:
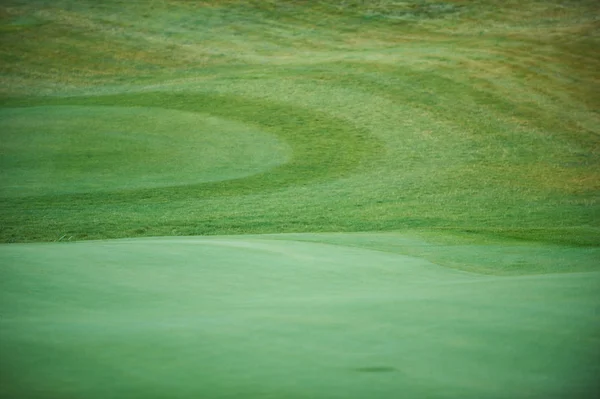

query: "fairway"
left=0, top=0, right=599, bottom=398
left=1, top=234, right=599, bottom=398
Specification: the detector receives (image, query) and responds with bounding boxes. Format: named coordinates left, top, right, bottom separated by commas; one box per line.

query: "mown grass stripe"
left=1, top=91, right=381, bottom=204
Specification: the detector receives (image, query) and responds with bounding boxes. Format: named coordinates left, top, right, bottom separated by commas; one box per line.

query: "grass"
left=0, top=0, right=599, bottom=397
left=0, top=105, right=291, bottom=196
left=1, top=235, right=599, bottom=399
left=1, top=0, right=599, bottom=246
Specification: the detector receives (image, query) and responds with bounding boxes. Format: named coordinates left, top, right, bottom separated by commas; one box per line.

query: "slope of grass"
left=271, top=231, right=600, bottom=275
left=1, top=235, right=599, bottom=399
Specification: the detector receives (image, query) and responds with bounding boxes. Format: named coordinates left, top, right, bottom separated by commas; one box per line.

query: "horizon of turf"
left=0, top=0, right=599, bottom=250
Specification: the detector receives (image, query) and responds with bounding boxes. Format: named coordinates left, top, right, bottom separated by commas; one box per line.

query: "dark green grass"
left=0, top=96, right=375, bottom=202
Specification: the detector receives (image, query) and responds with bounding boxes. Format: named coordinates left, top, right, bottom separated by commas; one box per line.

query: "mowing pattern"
left=1, top=2, right=599, bottom=398
left=1, top=92, right=379, bottom=200
left=1, top=105, right=291, bottom=196
left=1, top=0, right=599, bottom=246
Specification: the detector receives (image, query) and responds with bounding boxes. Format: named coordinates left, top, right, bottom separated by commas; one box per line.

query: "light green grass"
left=1, top=234, right=599, bottom=399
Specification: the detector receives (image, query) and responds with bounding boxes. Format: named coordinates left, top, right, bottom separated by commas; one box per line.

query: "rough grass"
left=0, top=0, right=599, bottom=248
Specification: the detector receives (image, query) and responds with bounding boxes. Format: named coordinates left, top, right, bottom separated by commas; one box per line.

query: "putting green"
left=1, top=234, right=598, bottom=398
left=0, top=106, right=290, bottom=197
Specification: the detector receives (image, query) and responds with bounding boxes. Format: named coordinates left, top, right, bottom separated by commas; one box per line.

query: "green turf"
left=0, top=0, right=599, bottom=397
left=1, top=234, right=599, bottom=399
left=0, top=0, right=598, bottom=245
left=0, top=105, right=289, bottom=197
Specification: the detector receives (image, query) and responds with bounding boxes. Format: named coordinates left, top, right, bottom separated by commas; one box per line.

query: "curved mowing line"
left=1, top=92, right=381, bottom=204
left=0, top=105, right=292, bottom=197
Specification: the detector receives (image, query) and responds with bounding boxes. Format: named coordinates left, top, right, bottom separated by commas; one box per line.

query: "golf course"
left=1, top=0, right=599, bottom=397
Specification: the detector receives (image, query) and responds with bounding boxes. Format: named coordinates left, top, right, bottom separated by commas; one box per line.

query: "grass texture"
left=0, top=1, right=599, bottom=398
left=0, top=0, right=598, bottom=246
